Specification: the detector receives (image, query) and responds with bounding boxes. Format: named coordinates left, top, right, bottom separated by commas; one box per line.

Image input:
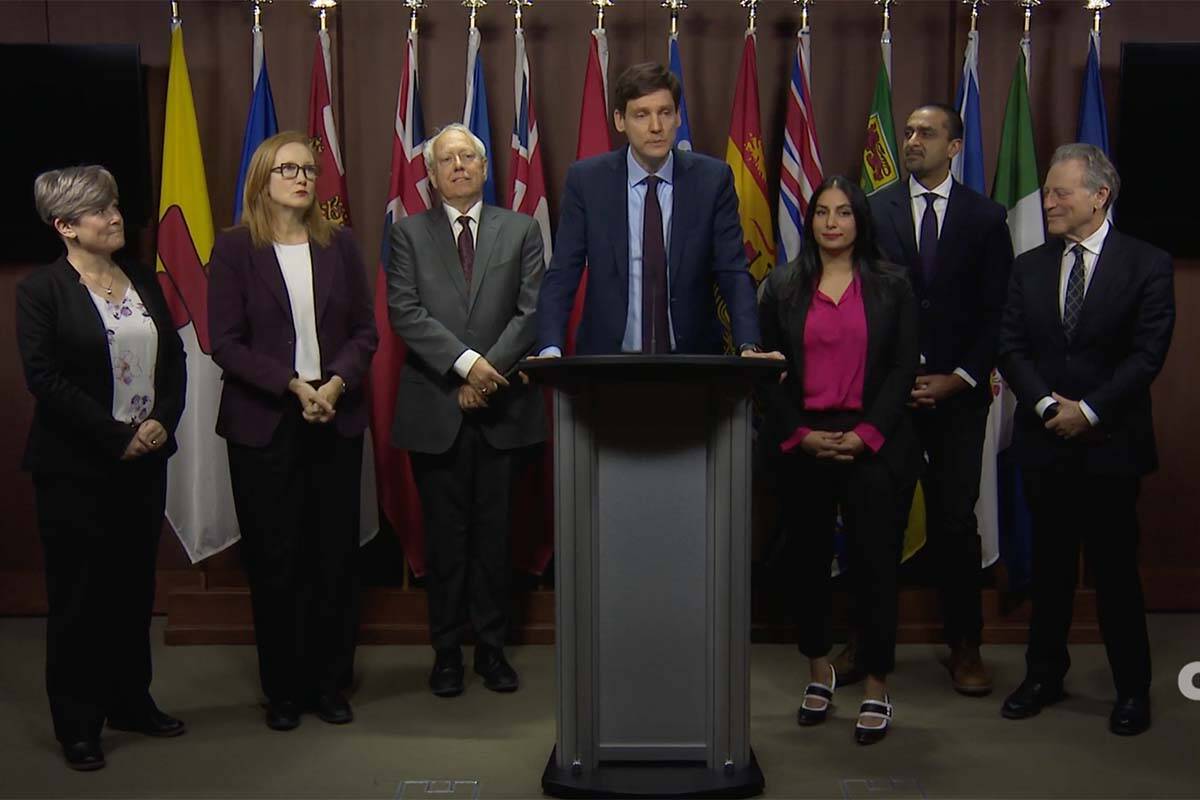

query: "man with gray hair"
left=386, top=123, right=545, bottom=697
left=998, top=143, right=1175, bottom=736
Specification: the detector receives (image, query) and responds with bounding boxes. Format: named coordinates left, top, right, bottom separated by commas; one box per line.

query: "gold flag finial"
left=463, top=0, right=487, bottom=31
left=1017, top=0, right=1040, bottom=37
left=793, top=0, right=814, bottom=32
left=510, top=0, right=532, bottom=29
left=404, top=0, right=425, bottom=33
left=592, top=0, right=613, bottom=30
left=963, top=0, right=987, bottom=33
left=662, top=1, right=687, bottom=38
left=875, top=0, right=897, bottom=35
left=310, top=0, right=337, bottom=32
left=1085, top=0, right=1111, bottom=34
left=170, top=0, right=180, bottom=24
left=249, top=0, right=272, bottom=32
left=740, top=0, right=760, bottom=34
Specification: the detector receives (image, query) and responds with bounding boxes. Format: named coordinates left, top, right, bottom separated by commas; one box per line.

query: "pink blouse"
left=780, top=275, right=884, bottom=454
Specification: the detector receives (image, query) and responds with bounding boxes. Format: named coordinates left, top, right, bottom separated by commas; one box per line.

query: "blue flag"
left=1077, top=31, right=1109, bottom=153
left=668, top=33, right=693, bottom=151
left=952, top=30, right=985, bottom=193
left=463, top=27, right=497, bottom=205
left=233, top=30, right=278, bottom=223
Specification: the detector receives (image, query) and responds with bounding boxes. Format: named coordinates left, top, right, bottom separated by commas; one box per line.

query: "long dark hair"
left=783, top=175, right=881, bottom=306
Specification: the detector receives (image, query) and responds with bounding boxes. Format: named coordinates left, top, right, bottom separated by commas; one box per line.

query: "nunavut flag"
left=725, top=31, right=775, bottom=285
left=156, top=19, right=239, bottom=562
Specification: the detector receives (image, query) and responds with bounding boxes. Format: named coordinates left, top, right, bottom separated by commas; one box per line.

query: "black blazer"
left=16, top=256, right=186, bottom=475
left=759, top=260, right=922, bottom=477
left=998, top=229, right=1175, bottom=476
left=870, top=179, right=1013, bottom=404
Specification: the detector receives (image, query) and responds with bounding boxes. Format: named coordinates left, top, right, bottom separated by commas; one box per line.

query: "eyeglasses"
left=271, top=162, right=321, bottom=180
left=437, top=151, right=480, bottom=167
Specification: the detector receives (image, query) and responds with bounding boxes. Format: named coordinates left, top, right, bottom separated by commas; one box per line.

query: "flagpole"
left=964, top=0, right=987, bottom=33
left=310, top=0, right=337, bottom=32
left=1086, top=0, right=1110, bottom=35
left=170, top=0, right=180, bottom=25
left=510, top=0, right=531, bottom=31
left=464, top=0, right=486, bottom=32
left=662, top=0, right=686, bottom=38
left=796, top=0, right=811, bottom=33
left=593, top=0, right=613, bottom=31
left=875, top=0, right=895, bottom=85
left=405, top=0, right=424, bottom=34
left=740, top=0, right=759, bottom=35
left=1018, top=0, right=1039, bottom=38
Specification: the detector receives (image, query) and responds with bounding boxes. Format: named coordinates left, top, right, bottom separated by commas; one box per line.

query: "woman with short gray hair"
left=16, top=165, right=187, bottom=771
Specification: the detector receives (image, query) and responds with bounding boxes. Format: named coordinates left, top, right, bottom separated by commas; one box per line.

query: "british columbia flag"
left=777, top=24, right=823, bottom=265
left=508, top=26, right=552, bottom=264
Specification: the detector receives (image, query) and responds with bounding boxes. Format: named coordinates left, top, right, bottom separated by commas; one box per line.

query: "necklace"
left=82, top=268, right=116, bottom=296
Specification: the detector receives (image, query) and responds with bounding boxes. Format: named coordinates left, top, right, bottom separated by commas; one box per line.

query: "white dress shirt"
left=273, top=242, right=322, bottom=381
left=445, top=200, right=486, bottom=379
left=1033, top=220, right=1110, bottom=425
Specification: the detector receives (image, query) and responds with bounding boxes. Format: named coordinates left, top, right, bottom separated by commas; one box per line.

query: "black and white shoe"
left=854, top=694, right=892, bottom=745
left=797, top=664, right=837, bottom=726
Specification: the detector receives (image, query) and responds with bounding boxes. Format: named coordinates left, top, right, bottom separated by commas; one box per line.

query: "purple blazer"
left=208, top=226, right=378, bottom=447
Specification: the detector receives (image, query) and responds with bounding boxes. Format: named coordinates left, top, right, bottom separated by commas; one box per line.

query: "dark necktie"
left=457, top=215, right=474, bottom=287
left=641, top=176, right=670, bottom=353
left=1063, top=244, right=1086, bottom=340
left=918, top=192, right=939, bottom=284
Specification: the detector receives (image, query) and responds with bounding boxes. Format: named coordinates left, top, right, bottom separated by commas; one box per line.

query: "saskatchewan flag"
left=860, top=43, right=899, bottom=196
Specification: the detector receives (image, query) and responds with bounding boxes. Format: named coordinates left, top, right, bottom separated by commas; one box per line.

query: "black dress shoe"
left=1109, top=696, right=1151, bottom=736
left=314, top=692, right=354, bottom=725
left=265, top=699, right=301, bottom=731
left=430, top=649, right=465, bottom=698
left=474, top=645, right=519, bottom=693
left=1001, top=677, right=1065, bottom=720
left=61, top=740, right=105, bottom=771
left=108, top=707, right=187, bottom=738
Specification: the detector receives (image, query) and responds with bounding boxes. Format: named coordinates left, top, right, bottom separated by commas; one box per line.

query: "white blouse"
left=88, top=284, right=158, bottom=425
left=273, top=242, right=323, bottom=381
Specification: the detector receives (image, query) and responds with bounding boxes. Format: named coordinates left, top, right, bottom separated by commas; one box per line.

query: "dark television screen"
left=0, top=44, right=150, bottom=263
left=1117, top=42, right=1200, bottom=259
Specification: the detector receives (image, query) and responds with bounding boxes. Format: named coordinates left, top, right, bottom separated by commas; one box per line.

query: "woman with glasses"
left=208, top=131, right=377, bottom=732
left=16, top=166, right=187, bottom=770
left=759, top=176, right=921, bottom=745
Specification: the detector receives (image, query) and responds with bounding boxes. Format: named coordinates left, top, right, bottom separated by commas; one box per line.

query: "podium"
left=521, top=355, right=781, bottom=799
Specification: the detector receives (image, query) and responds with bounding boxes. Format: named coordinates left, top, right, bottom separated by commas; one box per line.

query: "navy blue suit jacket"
left=536, top=146, right=760, bottom=355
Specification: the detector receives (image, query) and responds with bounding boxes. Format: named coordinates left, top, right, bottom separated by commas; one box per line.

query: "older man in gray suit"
left=386, top=123, right=545, bottom=698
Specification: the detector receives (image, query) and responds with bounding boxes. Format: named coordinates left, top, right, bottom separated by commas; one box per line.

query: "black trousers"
left=227, top=406, right=363, bottom=703
left=781, top=413, right=913, bottom=677
left=34, top=459, right=166, bottom=744
left=410, top=421, right=514, bottom=652
left=912, top=397, right=990, bottom=647
left=1023, top=467, right=1150, bottom=698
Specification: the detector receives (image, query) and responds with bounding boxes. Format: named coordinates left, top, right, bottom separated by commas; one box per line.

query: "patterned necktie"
left=1063, top=244, right=1086, bottom=340
left=457, top=215, right=474, bottom=288
left=918, top=192, right=939, bottom=284
left=641, top=176, right=670, bottom=353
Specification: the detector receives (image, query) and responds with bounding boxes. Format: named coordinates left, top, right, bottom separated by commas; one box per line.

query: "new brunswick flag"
left=860, top=43, right=899, bottom=196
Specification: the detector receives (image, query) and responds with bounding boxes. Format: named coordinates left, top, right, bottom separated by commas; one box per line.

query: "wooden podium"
left=522, top=355, right=781, bottom=799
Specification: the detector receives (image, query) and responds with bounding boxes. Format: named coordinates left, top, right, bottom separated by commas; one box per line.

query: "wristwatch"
left=1042, top=402, right=1061, bottom=421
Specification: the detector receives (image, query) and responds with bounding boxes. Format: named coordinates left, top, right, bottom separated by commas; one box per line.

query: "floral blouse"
left=87, top=284, right=158, bottom=425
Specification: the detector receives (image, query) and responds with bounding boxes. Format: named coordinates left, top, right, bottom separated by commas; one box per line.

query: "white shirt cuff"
left=1079, top=400, right=1100, bottom=426
left=453, top=349, right=482, bottom=379
left=538, top=346, right=563, bottom=358
left=953, top=368, right=978, bottom=389
left=1034, top=396, right=1056, bottom=418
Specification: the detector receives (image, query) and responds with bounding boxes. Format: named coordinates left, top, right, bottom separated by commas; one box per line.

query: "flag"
left=307, top=25, right=379, bottom=546
left=369, top=28, right=432, bottom=576
left=991, top=37, right=1044, bottom=589
left=1077, top=30, right=1109, bottom=153
left=777, top=23, right=824, bottom=265
left=725, top=32, right=775, bottom=284
left=952, top=29, right=985, bottom=194
left=233, top=25, right=278, bottom=222
left=668, top=32, right=693, bottom=151
left=307, top=28, right=351, bottom=225
left=565, top=27, right=611, bottom=355
left=463, top=26, right=498, bottom=205
left=860, top=35, right=899, bottom=196
left=509, top=26, right=552, bottom=264
left=156, top=19, right=237, bottom=563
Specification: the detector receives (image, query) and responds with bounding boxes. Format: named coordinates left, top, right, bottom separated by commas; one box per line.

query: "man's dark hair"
left=613, top=63, right=681, bottom=116
left=916, top=103, right=965, bottom=141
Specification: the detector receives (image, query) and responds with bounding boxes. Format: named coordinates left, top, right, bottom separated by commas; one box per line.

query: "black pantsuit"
left=410, top=421, right=515, bottom=651
left=783, top=413, right=914, bottom=676
left=1023, top=467, right=1149, bottom=698
left=912, top=397, right=990, bottom=646
left=227, top=405, right=363, bottom=703
left=35, top=460, right=166, bottom=743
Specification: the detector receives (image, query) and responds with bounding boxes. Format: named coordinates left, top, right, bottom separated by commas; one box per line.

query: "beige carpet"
left=1, top=615, right=1198, bottom=799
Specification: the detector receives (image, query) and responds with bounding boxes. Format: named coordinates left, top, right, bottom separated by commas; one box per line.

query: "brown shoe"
left=947, top=644, right=993, bottom=696
left=831, top=640, right=865, bottom=687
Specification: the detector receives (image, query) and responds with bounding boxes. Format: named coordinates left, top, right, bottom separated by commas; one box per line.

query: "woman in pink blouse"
left=760, top=175, right=922, bottom=745
left=16, top=166, right=187, bottom=770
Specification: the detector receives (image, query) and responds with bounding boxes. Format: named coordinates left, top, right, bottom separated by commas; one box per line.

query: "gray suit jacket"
left=386, top=204, right=546, bottom=455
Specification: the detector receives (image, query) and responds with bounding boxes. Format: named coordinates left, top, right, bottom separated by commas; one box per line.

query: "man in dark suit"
left=866, top=104, right=1013, bottom=695
left=535, top=62, right=776, bottom=358
left=386, top=123, right=545, bottom=697
left=998, top=144, right=1174, bottom=735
